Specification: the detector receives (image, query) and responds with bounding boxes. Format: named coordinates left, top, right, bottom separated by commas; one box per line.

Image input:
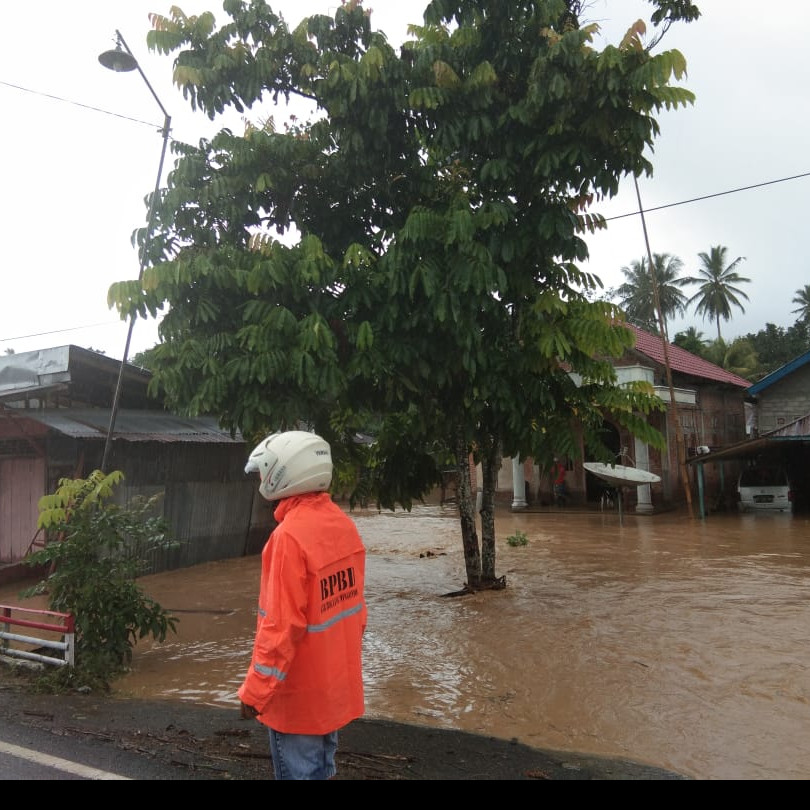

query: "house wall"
left=107, top=442, right=269, bottom=576
left=689, top=386, right=747, bottom=505
left=754, top=364, right=810, bottom=434
left=489, top=374, right=748, bottom=511
left=0, top=434, right=271, bottom=580
left=0, top=456, right=46, bottom=564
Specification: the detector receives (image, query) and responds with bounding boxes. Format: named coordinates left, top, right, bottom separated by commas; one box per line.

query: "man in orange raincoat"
left=239, top=430, right=367, bottom=780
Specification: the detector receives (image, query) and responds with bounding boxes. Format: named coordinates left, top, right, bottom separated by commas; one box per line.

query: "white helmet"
left=244, top=430, right=333, bottom=501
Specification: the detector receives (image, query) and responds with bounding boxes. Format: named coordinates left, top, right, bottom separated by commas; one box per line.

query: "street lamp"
left=98, top=30, right=172, bottom=473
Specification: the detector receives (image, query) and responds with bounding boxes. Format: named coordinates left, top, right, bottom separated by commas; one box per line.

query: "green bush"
left=22, top=470, right=179, bottom=689
left=506, top=529, right=529, bottom=547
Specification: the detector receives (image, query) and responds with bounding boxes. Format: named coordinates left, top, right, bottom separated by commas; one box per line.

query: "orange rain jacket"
left=238, top=492, right=367, bottom=735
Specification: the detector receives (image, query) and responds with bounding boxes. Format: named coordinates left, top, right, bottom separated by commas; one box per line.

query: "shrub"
left=506, top=529, right=529, bottom=547
left=22, top=470, right=179, bottom=689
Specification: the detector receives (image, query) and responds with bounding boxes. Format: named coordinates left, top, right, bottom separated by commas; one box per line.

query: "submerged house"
left=500, top=324, right=752, bottom=512
left=746, top=349, right=810, bottom=437
left=686, top=348, right=810, bottom=514
left=0, top=346, right=273, bottom=583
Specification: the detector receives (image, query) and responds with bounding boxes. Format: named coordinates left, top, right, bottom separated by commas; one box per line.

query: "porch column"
left=511, top=455, right=527, bottom=510
left=633, top=436, right=654, bottom=513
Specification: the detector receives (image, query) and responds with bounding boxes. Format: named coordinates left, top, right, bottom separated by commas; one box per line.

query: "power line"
left=2, top=78, right=807, bottom=347
left=605, top=171, right=810, bottom=221
left=4, top=76, right=808, bottom=221
left=5, top=168, right=808, bottom=347
left=0, top=79, right=163, bottom=132
left=0, top=322, right=121, bottom=344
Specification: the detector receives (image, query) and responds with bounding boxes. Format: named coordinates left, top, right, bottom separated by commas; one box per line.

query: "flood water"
left=4, top=502, right=810, bottom=780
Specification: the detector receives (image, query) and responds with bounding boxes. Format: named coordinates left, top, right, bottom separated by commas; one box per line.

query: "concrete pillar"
left=511, top=455, right=527, bottom=510
left=633, top=436, right=654, bottom=513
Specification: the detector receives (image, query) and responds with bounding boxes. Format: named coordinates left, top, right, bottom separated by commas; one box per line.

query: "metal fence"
left=0, top=604, right=74, bottom=668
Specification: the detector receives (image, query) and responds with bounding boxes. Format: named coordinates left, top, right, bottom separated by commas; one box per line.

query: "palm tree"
left=683, top=246, right=750, bottom=341
left=615, top=253, right=689, bottom=334
left=673, top=326, right=707, bottom=357
left=704, top=337, right=758, bottom=380
left=791, top=284, right=810, bottom=323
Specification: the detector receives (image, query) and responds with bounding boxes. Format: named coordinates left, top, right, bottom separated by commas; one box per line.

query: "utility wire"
left=5, top=166, right=808, bottom=346
left=0, top=80, right=166, bottom=348
left=2, top=78, right=808, bottom=347
left=0, top=79, right=164, bottom=132
left=4, top=75, right=808, bottom=220
left=0, top=322, right=123, bottom=344
left=605, top=172, right=810, bottom=221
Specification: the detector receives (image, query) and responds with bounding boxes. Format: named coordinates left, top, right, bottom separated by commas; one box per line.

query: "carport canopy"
left=686, top=416, right=810, bottom=518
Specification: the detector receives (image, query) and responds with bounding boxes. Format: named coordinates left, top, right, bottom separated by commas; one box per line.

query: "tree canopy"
left=683, top=244, right=750, bottom=341
left=673, top=325, right=706, bottom=355
left=615, top=252, right=689, bottom=333
left=109, top=0, right=700, bottom=590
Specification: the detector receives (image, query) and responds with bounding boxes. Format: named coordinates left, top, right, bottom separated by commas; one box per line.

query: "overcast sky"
left=1, top=1, right=808, bottom=361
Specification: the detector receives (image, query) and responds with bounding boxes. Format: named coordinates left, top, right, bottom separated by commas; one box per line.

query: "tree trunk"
left=479, top=434, right=506, bottom=589
left=454, top=427, right=481, bottom=589
left=479, top=435, right=499, bottom=581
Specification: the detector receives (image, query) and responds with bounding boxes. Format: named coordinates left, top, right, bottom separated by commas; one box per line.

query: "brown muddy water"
left=3, top=503, right=810, bottom=780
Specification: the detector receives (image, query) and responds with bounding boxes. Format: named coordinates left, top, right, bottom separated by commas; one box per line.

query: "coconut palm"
left=704, top=337, right=758, bottom=380
left=673, top=326, right=707, bottom=357
left=791, top=284, right=810, bottom=323
left=615, top=253, right=689, bottom=334
left=683, top=245, right=750, bottom=341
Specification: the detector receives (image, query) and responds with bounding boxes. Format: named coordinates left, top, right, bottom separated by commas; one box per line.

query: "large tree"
left=745, top=322, right=810, bottom=379
left=110, top=0, right=699, bottom=591
left=615, top=253, right=689, bottom=333
left=684, top=245, right=750, bottom=341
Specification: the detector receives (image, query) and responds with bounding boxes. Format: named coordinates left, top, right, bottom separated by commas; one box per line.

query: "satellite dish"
left=583, top=462, right=661, bottom=488
left=583, top=462, right=661, bottom=525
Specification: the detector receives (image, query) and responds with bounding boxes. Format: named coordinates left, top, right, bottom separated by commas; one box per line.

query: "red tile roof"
left=624, top=324, right=751, bottom=389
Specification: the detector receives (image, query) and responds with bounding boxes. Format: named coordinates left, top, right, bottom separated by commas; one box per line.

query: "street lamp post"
left=98, top=30, right=171, bottom=473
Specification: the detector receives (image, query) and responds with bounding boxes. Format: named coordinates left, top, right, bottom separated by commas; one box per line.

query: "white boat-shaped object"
left=583, top=462, right=661, bottom=488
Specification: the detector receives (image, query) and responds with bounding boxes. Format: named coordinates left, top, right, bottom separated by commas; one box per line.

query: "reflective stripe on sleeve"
left=254, top=662, right=287, bottom=680
left=307, top=602, right=364, bottom=634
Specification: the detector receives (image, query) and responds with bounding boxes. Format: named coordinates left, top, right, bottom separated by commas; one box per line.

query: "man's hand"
left=240, top=701, right=260, bottom=720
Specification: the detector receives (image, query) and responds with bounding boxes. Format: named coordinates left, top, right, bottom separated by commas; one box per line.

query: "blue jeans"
left=267, top=728, right=339, bottom=780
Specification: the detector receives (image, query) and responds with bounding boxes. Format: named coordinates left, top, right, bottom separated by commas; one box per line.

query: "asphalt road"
left=0, top=675, right=688, bottom=780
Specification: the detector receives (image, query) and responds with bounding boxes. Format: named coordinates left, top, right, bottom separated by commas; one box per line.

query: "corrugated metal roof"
left=0, top=345, right=152, bottom=406
left=747, top=349, right=810, bottom=396
left=686, top=412, right=810, bottom=465
left=0, top=345, right=72, bottom=379
left=626, top=324, right=752, bottom=389
left=0, top=347, right=240, bottom=444
left=0, top=346, right=72, bottom=397
left=24, top=409, right=243, bottom=444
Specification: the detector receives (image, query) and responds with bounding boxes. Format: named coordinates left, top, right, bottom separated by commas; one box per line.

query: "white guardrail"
left=0, top=604, right=75, bottom=668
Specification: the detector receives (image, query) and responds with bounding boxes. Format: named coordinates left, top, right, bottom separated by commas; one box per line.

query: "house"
left=500, top=324, right=752, bottom=512
left=746, top=349, right=810, bottom=436
left=0, top=346, right=273, bottom=584
left=686, top=349, right=810, bottom=514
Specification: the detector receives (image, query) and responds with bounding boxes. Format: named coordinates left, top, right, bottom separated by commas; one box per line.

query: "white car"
left=736, top=466, right=793, bottom=512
